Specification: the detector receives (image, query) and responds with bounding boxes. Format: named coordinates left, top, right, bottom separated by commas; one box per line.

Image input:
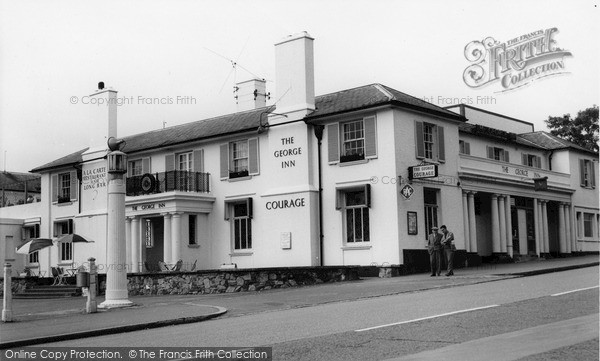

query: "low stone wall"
left=125, top=266, right=360, bottom=296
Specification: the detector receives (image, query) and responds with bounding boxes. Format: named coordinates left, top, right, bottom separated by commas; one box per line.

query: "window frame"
left=423, top=188, right=439, bottom=240
left=341, top=119, right=365, bottom=162
left=583, top=213, right=594, bottom=238
left=54, top=219, right=73, bottom=262
left=459, top=140, right=470, bottom=155
left=58, top=172, right=71, bottom=203
left=580, top=159, right=596, bottom=189
left=231, top=201, right=252, bottom=251
left=343, top=189, right=370, bottom=244
left=129, top=159, right=143, bottom=176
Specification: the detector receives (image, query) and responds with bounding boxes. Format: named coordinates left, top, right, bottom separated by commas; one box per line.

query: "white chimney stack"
left=87, top=82, right=118, bottom=148
left=236, top=78, right=268, bottom=112
left=274, top=32, right=315, bottom=116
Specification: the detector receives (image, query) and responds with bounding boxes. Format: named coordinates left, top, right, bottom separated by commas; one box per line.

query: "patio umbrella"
left=57, top=234, right=93, bottom=243
left=16, top=238, right=54, bottom=254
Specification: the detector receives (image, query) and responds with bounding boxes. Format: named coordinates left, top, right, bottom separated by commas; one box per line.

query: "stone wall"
left=125, top=266, right=360, bottom=296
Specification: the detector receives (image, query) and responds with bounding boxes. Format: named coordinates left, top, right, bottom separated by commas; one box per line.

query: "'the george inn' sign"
left=408, top=164, right=438, bottom=180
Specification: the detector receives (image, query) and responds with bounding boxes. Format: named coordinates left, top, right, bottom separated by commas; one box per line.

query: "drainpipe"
left=314, top=125, right=325, bottom=266
left=548, top=150, right=554, bottom=171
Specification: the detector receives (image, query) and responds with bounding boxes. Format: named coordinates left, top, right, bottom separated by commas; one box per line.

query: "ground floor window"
left=29, top=251, right=39, bottom=264
left=583, top=213, right=594, bottom=237
left=232, top=201, right=252, bottom=250
left=54, top=219, right=73, bottom=261
left=189, top=214, right=197, bottom=245
left=424, top=188, right=439, bottom=239
left=344, top=189, right=370, bottom=243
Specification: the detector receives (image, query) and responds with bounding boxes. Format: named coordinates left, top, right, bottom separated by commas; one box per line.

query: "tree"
left=545, top=105, right=599, bottom=152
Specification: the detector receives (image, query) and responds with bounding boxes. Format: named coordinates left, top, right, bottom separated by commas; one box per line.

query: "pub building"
left=2, top=32, right=598, bottom=276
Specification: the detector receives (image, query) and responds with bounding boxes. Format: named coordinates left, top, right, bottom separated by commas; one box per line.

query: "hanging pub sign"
left=408, top=164, right=438, bottom=180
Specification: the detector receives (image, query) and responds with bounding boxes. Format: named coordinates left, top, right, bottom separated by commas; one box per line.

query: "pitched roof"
left=0, top=171, right=41, bottom=192
left=29, top=84, right=465, bottom=172
left=519, top=131, right=597, bottom=155
left=121, top=107, right=270, bottom=153
left=31, top=148, right=89, bottom=173
left=305, top=84, right=464, bottom=121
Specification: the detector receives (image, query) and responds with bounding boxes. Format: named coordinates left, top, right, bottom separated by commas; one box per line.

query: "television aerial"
left=203, top=43, right=270, bottom=100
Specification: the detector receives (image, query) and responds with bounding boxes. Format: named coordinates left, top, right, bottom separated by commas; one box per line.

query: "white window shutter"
left=193, top=150, right=203, bottom=173
left=487, top=146, right=494, bottom=159
left=165, top=154, right=175, bottom=172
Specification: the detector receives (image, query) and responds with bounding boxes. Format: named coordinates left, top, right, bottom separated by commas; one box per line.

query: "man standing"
left=440, top=225, right=455, bottom=276
left=426, top=226, right=442, bottom=276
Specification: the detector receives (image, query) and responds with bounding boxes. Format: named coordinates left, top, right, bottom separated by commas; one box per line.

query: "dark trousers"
left=444, top=248, right=454, bottom=273
left=429, top=250, right=441, bottom=275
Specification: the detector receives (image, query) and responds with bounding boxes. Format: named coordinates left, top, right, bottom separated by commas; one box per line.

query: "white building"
left=1, top=33, right=598, bottom=277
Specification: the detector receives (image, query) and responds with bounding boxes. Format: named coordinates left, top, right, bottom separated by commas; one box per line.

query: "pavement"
left=0, top=254, right=598, bottom=349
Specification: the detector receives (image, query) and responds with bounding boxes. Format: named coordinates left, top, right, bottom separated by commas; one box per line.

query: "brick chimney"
left=274, top=32, right=315, bottom=117
left=235, top=78, right=268, bottom=112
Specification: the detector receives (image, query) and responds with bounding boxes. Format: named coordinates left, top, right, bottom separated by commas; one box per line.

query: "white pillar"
left=505, top=195, right=513, bottom=257
left=491, top=194, right=501, bottom=253
left=558, top=203, right=566, bottom=254
left=564, top=204, right=572, bottom=254
left=542, top=201, right=549, bottom=254
left=163, top=214, right=172, bottom=264
left=100, top=167, right=132, bottom=308
left=2, top=263, right=13, bottom=322
left=537, top=201, right=544, bottom=254
left=462, top=192, right=470, bottom=252
left=125, top=218, right=132, bottom=272
left=468, top=192, right=477, bottom=253
left=131, top=217, right=140, bottom=273
left=569, top=205, right=577, bottom=252
left=171, top=213, right=182, bottom=263
left=533, top=198, right=540, bottom=256
left=498, top=196, right=507, bottom=253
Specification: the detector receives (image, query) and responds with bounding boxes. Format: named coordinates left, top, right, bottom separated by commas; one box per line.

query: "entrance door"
left=143, top=217, right=164, bottom=271
left=511, top=208, right=519, bottom=254
left=526, top=210, right=536, bottom=255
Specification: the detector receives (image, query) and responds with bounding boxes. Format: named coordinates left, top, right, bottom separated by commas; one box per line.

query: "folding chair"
left=51, top=267, right=65, bottom=286
left=158, top=261, right=171, bottom=272
left=172, top=259, right=183, bottom=272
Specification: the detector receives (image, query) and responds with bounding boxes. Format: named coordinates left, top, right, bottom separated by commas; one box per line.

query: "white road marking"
left=551, top=285, right=599, bottom=297
left=355, top=305, right=499, bottom=332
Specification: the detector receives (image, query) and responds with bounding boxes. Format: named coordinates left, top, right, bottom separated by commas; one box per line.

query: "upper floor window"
left=342, top=120, right=365, bottom=162
left=327, top=116, right=377, bottom=164
left=459, top=140, right=471, bottom=155
left=487, top=146, right=510, bottom=163
left=231, top=141, right=249, bottom=174
left=129, top=160, right=143, bottom=176
left=52, top=171, right=77, bottom=204
left=220, top=139, right=259, bottom=180
left=415, top=121, right=445, bottom=162
left=178, top=152, right=193, bottom=172
left=522, top=153, right=541, bottom=168
left=579, top=159, right=596, bottom=189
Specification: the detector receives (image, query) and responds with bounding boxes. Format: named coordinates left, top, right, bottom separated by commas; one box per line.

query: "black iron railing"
left=126, top=171, right=210, bottom=196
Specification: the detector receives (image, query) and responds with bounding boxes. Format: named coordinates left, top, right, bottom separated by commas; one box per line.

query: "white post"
left=99, top=151, right=132, bottom=309
left=2, top=263, right=13, bottom=322
left=462, top=192, right=470, bottom=253
left=491, top=194, right=501, bottom=253
left=86, top=257, right=97, bottom=313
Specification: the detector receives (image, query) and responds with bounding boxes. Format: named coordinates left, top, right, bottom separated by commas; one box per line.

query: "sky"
left=0, top=0, right=598, bottom=173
